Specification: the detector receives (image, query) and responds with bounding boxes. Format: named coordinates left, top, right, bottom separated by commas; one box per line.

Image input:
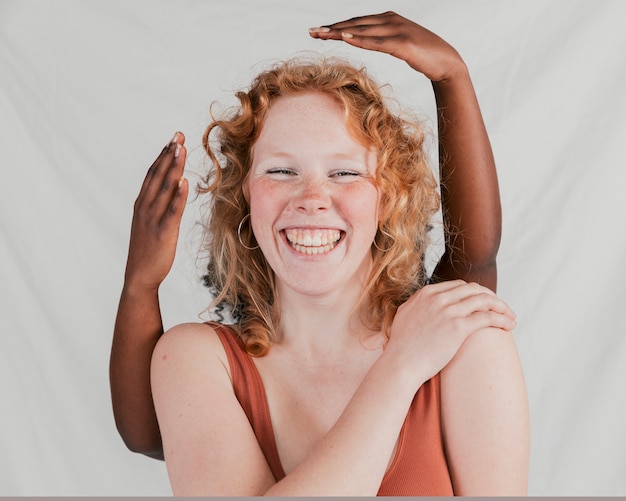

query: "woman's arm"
left=310, top=11, right=501, bottom=291
left=431, top=68, right=501, bottom=291
left=110, top=132, right=188, bottom=458
left=152, top=281, right=517, bottom=495
left=441, top=327, right=530, bottom=494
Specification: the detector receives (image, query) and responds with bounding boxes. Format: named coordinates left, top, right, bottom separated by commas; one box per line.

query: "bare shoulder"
left=440, top=328, right=530, bottom=495
left=155, top=321, right=226, bottom=348
left=152, top=322, right=229, bottom=372
left=150, top=322, right=275, bottom=494
left=151, top=322, right=233, bottom=403
left=442, top=326, right=523, bottom=381
left=440, top=326, right=528, bottom=419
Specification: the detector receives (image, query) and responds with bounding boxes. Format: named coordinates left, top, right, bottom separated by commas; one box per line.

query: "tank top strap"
left=377, top=372, right=453, bottom=495
left=210, top=323, right=285, bottom=480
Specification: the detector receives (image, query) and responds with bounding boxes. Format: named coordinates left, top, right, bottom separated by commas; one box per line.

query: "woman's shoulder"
left=150, top=322, right=277, bottom=494
left=156, top=321, right=224, bottom=348
left=441, top=326, right=522, bottom=384
left=151, top=323, right=242, bottom=429
left=152, top=322, right=233, bottom=379
left=440, top=326, right=525, bottom=406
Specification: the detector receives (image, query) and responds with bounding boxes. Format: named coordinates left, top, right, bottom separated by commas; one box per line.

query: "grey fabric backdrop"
left=1, top=0, right=625, bottom=495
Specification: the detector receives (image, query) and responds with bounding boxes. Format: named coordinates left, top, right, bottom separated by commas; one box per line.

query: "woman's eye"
left=332, top=171, right=360, bottom=180
left=267, top=168, right=295, bottom=176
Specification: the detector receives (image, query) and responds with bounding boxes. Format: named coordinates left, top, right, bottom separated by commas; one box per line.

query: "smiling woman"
left=248, top=92, right=382, bottom=312
left=201, top=62, right=440, bottom=357
left=111, top=11, right=528, bottom=496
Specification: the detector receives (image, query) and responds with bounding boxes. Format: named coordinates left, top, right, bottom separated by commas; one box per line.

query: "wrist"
left=121, top=279, right=161, bottom=299
left=375, top=345, right=429, bottom=397
left=431, top=59, right=470, bottom=87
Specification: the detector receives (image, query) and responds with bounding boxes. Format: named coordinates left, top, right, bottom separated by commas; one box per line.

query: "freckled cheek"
left=341, top=185, right=380, bottom=216
left=338, top=189, right=380, bottom=242
left=248, top=184, right=290, bottom=237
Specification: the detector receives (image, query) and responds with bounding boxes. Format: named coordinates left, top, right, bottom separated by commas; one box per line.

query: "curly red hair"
left=199, top=56, right=439, bottom=356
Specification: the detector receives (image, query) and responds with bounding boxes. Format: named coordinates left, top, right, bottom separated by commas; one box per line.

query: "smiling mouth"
left=284, top=228, right=342, bottom=255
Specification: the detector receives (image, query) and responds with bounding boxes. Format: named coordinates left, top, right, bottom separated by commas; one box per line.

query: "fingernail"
left=174, top=143, right=181, bottom=158
left=170, top=131, right=179, bottom=144
left=341, top=32, right=353, bottom=39
left=178, top=177, right=185, bottom=189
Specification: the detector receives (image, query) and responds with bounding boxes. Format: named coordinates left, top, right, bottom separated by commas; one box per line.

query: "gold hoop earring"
left=372, top=234, right=393, bottom=253
left=237, top=214, right=260, bottom=250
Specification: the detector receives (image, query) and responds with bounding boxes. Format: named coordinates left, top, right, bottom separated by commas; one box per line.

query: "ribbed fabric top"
left=213, top=323, right=454, bottom=496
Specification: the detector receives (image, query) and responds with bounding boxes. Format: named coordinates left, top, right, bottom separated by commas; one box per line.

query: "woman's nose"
left=295, top=179, right=331, bottom=214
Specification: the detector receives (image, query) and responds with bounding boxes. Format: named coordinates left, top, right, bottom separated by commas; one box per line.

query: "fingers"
left=436, top=281, right=515, bottom=320
left=161, top=176, right=189, bottom=232
left=448, top=284, right=517, bottom=334
left=308, top=12, right=460, bottom=80
left=463, top=309, right=517, bottom=334
left=409, top=280, right=516, bottom=332
left=415, top=280, right=495, bottom=309
left=138, top=132, right=181, bottom=201
left=309, top=22, right=400, bottom=50
left=135, top=132, right=188, bottom=226
left=309, top=11, right=408, bottom=51
left=309, top=11, right=395, bottom=39
left=149, top=136, right=187, bottom=221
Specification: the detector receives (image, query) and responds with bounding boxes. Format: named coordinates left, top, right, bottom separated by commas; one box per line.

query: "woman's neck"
left=273, top=280, right=381, bottom=363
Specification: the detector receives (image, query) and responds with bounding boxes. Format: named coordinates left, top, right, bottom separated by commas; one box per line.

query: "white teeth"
left=284, top=228, right=341, bottom=255
left=292, top=243, right=335, bottom=255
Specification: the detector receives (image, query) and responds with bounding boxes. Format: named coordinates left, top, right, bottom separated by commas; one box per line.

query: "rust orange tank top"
left=213, top=324, right=454, bottom=496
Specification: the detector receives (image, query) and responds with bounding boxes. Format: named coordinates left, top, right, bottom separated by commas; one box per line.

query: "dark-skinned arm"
left=110, top=133, right=188, bottom=459
left=430, top=68, right=501, bottom=292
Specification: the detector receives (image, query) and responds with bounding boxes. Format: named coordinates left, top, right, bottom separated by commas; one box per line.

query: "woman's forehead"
left=255, top=93, right=373, bottom=153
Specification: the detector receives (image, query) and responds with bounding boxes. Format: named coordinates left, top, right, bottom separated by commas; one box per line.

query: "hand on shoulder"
left=384, top=280, right=517, bottom=387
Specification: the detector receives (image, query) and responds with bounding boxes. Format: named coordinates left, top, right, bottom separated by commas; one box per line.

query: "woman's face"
left=247, top=92, right=380, bottom=299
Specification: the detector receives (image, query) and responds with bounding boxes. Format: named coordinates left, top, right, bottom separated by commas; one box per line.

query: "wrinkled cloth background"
left=1, top=0, right=625, bottom=495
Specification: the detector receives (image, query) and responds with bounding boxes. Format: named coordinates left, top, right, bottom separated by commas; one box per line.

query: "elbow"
left=462, top=229, right=501, bottom=270
left=446, top=212, right=502, bottom=270
left=120, top=433, right=165, bottom=460
left=113, top=417, right=164, bottom=460
left=477, top=232, right=501, bottom=268
left=451, top=231, right=500, bottom=276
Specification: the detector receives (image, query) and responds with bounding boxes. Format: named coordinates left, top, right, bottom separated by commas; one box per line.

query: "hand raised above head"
left=309, top=11, right=466, bottom=83
left=384, top=280, right=517, bottom=385
left=124, top=132, right=189, bottom=292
